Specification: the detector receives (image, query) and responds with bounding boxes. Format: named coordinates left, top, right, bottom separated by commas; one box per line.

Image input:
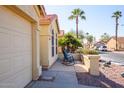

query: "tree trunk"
left=115, top=18, right=118, bottom=51
left=76, top=16, right=78, bottom=38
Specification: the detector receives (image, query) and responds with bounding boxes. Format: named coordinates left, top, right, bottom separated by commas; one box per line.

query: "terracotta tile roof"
left=112, top=37, right=124, bottom=43
left=47, top=14, right=58, bottom=22
left=39, top=14, right=60, bottom=32
left=40, top=14, right=58, bottom=25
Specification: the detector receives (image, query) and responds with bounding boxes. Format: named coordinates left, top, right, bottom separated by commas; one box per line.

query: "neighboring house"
left=0, top=5, right=46, bottom=87
left=94, top=41, right=106, bottom=49
left=39, top=14, right=60, bottom=69
left=58, top=30, right=64, bottom=53
left=106, top=37, right=124, bottom=51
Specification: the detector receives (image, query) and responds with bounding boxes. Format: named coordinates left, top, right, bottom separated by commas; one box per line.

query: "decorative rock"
left=103, top=61, right=111, bottom=67
left=121, top=72, right=124, bottom=77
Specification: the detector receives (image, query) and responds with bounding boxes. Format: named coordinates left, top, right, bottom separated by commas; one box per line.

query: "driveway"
left=26, top=59, right=91, bottom=88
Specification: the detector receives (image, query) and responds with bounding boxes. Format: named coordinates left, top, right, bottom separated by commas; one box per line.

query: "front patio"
left=26, top=56, right=124, bottom=88
left=26, top=59, right=92, bottom=88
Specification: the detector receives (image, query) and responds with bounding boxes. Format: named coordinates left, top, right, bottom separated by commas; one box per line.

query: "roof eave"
left=38, top=5, right=46, bottom=17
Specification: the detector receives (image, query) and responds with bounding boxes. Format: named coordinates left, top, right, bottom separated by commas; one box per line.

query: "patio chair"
left=62, top=49, right=75, bottom=65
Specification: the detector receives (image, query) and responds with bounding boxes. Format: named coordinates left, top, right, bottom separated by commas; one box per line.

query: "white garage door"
left=0, top=6, right=32, bottom=87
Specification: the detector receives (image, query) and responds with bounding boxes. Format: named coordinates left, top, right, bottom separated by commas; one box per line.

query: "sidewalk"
left=113, top=51, right=124, bottom=54
left=27, top=59, right=91, bottom=88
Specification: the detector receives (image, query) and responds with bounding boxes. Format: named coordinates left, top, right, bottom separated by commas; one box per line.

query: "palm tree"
left=68, top=8, right=86, bottom=38
left=112, top=11, right=122, bottom=50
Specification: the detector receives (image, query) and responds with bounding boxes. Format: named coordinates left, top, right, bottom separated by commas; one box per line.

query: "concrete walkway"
left=27, top=59, right=90, bottom=88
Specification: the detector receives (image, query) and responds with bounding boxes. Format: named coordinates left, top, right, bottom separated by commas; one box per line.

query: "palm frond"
left=68, top=15, right=76, bottom=20
left=112, top=11, right=122, bottom=18
left=112, top=15, right=116, bottom=18
left=76, top=8, right=81, bottom=15
left=71, top=8, right=81, bottom=15
left=80, top=11, right=85, bottom=16
left=81, top=16, right=86, bottom=20
left=69, top=8, right=86, bottom=21
left=72, top=10, right=76, bottom=15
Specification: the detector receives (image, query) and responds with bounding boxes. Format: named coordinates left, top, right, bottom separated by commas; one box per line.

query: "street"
left=99, top=51, right=124, bottom=65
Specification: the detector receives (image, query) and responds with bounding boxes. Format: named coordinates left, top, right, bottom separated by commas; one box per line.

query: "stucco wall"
left=36, top=31, right=42, bottom=76
left=119, top=43, right=124, bottom=50
left=40, top=18, right=59, bottom=69
left=48, top=20, right=58, bottom=67
left=106, top=38, right=120, bottom=51
left=40, top=25, right=49, bottom=68
left=83, top=55, right=100, bottom=76
left=17, top=5, right=39, bottom=22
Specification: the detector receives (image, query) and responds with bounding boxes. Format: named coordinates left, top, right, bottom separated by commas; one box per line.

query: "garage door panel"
left=12, top=67, right=32, bottom=87
left=13, top=56, right=25, bottom=71
left=0, top=59, right=12, bottom=75
left=0, top=6, right=33, bottom=87
left=0, top=25, right=32, bottom=56
left=0, top=58, right=13, bottom=81
left=0, top=29, right=11, bottom=48
left=0, top=6, right=32, bottom=34
left=13, top=54, right=32, bottom=72
left=0, top=67, right=32, bottom=88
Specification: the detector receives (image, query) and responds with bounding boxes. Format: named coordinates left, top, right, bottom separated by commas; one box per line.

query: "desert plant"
left=85, top=33, right=94, bottom=48
left=79, top=49, right=99, bottom=55
left=58, top=32, right=82, bottom=52
left=100, top=33, right=110, bottom=43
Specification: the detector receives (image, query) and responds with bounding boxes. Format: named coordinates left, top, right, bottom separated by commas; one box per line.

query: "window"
left=56, top=33, right=58, bottom=54
left=52, top=29, right=54, bottom=57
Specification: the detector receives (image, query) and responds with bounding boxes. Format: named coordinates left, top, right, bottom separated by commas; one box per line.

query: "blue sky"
left=45, top=5, right=124, bottom=40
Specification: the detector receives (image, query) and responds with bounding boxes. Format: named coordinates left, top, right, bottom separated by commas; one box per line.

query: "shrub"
left=77, top=48, right=99, bottom=55
left=58, top=32, right=83, bottom=52
left=75, top=47, right=83, bottom=53
left=87, top=49, right=99, bottom=55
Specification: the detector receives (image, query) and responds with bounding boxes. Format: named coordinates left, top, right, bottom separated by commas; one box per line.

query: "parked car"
left=98, top=45, right=107, bottom=51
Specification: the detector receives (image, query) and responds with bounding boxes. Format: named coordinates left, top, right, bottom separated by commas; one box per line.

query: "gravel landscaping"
left=75, top=63, right=124, bottom=88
